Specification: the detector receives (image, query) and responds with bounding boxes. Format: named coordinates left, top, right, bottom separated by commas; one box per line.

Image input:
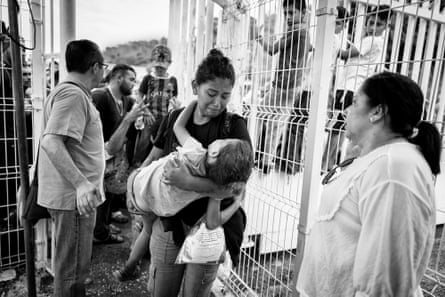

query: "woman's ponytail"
left=409, top=121, right=442, bottom=175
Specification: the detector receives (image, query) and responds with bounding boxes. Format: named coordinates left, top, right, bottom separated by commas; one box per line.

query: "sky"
left=77, top=0, right=169, bottom=48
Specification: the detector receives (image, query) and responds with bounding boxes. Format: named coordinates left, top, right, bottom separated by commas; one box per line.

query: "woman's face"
left=194, top=78, right=233, bottom=118
left=345, top=88, right=374, bottom=144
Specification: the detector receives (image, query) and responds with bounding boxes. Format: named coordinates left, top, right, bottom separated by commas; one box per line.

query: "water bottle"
left=135, top=116, right=145, bottom=130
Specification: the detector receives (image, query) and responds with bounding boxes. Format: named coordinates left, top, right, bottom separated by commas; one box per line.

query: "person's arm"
left=141, top=146, right=164, bottom=167
left=339, top=42, right=360, bottom=59
left=257, top=35, right=283, bottom=55
left=173, top=100, right=197, bottom=145
left=206, top=186, right=245, bottom=229
left=106, top=102, right=148, bottom=155
left=352, top=180, right=434, bottom=296
left=339, top=36, right=374, bottom=60
left=162, top=157, right=227, bottom=194
left=41, top=134, right=100, bottom=216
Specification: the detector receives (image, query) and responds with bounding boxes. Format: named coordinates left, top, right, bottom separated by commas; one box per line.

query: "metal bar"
left=30, top=0, right=47, bottom=269
left=59, top=0, right=75, bottom=79
left=204, top=0, right=214, bottom=53
left=7, top=0, right=36, bottom=296
left=196, top=0, right=206, bottom=64
left=291, top=0, right=336, bottom=295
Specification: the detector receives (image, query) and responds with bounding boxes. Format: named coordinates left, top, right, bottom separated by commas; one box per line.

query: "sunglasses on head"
left=322, top=157, right=356, bottom=185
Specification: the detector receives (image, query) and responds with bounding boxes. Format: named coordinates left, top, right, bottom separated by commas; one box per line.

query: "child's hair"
left=207, top=140, right=254, bottom=185
left=337, top=6, right=348, bottom=20
left=195, top=49, right=236, bottom=87
left=282, top=0, right=306, bottom=11
left=150, top=44, right=172, bottom=68
left=370, top=5, right=391, bottom=22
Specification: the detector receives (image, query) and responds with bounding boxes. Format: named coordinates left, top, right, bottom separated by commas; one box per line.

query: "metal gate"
left=169, top=0, right=445, bottom=296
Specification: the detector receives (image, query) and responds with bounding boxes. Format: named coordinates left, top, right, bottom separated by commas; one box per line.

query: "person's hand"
left=144, top=110, right=156, bottom=127
left=124, top=102, right=149, bottom=123
left=162, top=155, right=190, bottom=187
left=169, top=96, right=182, bottom=110
left=76, top=181, right=102, bottom=217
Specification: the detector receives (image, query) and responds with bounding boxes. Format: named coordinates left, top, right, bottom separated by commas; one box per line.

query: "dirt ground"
left=1, top=214, right=151, bottom=297
left=2, top=222, right=445, bottom=296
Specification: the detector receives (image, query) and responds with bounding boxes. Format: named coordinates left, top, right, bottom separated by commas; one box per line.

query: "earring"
left=369, top=116, right=376, bottom=123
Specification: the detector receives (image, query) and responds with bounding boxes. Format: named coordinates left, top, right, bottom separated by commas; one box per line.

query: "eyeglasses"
left=94, top=62, right=108, bottom=69
left=321, top=157, right=356, bottom=185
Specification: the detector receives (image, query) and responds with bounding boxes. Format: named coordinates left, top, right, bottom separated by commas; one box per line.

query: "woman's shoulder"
left=361, top=142, right=433, bottom=187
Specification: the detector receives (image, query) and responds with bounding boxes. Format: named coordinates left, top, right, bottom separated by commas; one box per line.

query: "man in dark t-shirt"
left=91, top=64, right=143, bottom=244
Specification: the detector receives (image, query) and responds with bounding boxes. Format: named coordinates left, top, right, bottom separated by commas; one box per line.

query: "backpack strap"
left=221, top=111, right=244, bottom=138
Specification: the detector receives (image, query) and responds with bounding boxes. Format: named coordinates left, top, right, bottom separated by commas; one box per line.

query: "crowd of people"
left=254, top=0, right=391, bottom=174
left=0, top=0, right=442, bottom=296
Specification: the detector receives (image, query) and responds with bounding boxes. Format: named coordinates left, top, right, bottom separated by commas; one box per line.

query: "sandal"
left=112, top=266, right=140, bottom=282
left=109, top=224, right=121, bottom=234
left=93, top=234, right=124, bottom=245
left=111, top=211, right=129, bottom=223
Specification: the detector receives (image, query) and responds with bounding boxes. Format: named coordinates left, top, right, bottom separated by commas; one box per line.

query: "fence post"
left=59, top=0, right=75, bottom=80
left=30, top=0, right=47, bottom=269
left=168, top=0, right=181, bottom=82
left=291, top=0, right=336, bottom=295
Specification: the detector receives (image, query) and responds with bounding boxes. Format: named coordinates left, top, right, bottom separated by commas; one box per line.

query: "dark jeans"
left=93, top=192, right=124, bottom=240
left=276, top=90, right=311, bottom=171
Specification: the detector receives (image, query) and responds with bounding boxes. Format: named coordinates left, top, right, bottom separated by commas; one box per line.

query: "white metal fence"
left=169, top=0, right=445, bottom=296
left=0, top=0, right=37, bottom=270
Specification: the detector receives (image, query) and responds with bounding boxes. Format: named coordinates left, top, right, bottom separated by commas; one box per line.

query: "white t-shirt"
left=337, top=34, right=385, bottom=92
left=131, top=137, right=208, bottom=216
left=297, top=142, right=435, bottom=297
left=301, top=32, right=348, bottom=91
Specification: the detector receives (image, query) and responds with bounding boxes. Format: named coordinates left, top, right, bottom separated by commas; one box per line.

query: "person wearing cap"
left=131, top=44, right=179, bottom=166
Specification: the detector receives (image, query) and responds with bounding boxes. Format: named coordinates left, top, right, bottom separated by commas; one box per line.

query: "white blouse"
left=297, top=142, right=436, bottom=297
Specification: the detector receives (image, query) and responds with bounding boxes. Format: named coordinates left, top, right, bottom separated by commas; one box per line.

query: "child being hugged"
left=114, top=101, right=254, bottom=281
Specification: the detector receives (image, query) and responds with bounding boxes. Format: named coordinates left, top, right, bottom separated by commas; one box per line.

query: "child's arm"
left=162, top=157, right=239, bottom=199
left=256, top=35, right=283, bottom=55
left=339, top=39, right=361, bottom=59
left=206, top=186, right=245, bottom=229
left=173, top=100, right=197, bottom=145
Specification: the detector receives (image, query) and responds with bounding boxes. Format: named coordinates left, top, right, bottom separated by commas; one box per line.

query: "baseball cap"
left=150, top=44, right=172, bottom=69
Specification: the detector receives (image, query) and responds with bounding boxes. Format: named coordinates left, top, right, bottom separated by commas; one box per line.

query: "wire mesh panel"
left=202, top=0, right=445, bottom=296
left=0, top=0, right=35, bottom=269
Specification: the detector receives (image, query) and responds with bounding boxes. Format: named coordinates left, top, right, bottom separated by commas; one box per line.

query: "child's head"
left=335, top=6, right=349, bottom=34
left=150, top=44, right=172, bottom=74
left=282, top=0, right=306, bottom=27
left=365, top=5, right=390, bottom=36
left=205, top=139, right=254, bottom=185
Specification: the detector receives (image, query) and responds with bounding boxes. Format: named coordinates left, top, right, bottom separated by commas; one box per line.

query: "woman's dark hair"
left=65, top=39, right=103, bottom=73
left=362, top=72, right=441, bottom=175
left=194, top=49, right=235, bottom=87
left=283, top=0, right=306, bottom=11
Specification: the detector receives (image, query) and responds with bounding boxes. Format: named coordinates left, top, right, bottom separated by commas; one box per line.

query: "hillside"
left=103, top=37, right=168, bottom=66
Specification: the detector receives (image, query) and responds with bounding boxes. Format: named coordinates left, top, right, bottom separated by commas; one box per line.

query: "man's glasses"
left=321, top=157, right=356, bottom=185
left=93, top=62, right=108, bottom=69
